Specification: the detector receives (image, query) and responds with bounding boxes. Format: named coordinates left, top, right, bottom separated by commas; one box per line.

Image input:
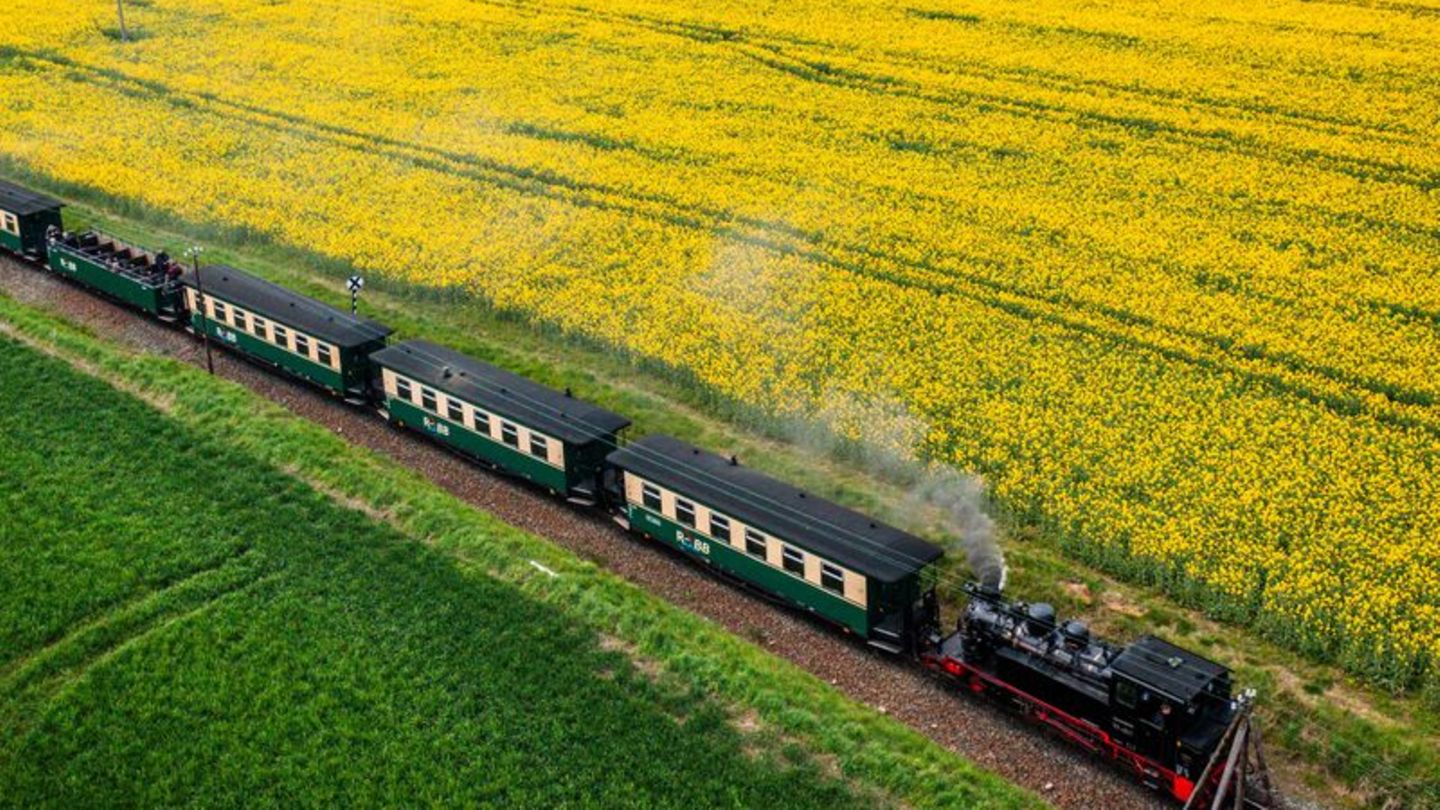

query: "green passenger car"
left=0, top=180, right=63, bottom=259
left=178, top=264, right=392, bottom=400
left=605, top=436, right=944, bottom=653
left=370, top=339, right=631, bottom=498
left=45, top=230, right=185, bottom=319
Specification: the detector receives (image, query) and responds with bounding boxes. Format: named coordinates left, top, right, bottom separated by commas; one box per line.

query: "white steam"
left=776, top=387, right=1007, bottom=589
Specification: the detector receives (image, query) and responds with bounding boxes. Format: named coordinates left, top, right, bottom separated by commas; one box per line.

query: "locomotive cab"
left=1108, top=635, right=1234, bottom=780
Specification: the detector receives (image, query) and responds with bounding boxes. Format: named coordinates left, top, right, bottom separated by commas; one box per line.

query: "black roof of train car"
left=1111, top=635, right=1230, bottom=703
left=0, top=180, right=63, bottom=215
left=179, top=264, right=392, bottom=347
left=607, top=435, right=944, bottom=583
left=370, top=339, right=631, bottom=445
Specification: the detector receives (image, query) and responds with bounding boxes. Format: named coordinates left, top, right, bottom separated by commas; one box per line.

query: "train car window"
left=212, top=301, right=228, bottom=321
left=782, top=546, right=805, bottom=575
left=821, top=563, right=845, bottom=594
left=295, top=334, right=312, bottom=357
left=0, top=212, right=17, bottom=235
left=394, top=377, right=413, bottom=401
left=317, top=345, right=334, bottom=367
left=273, top=324, right=290, bottom=346
left=674, top=498, right=696, bottom=527
left=473, top=411, right=491, bottom=434
left=501, top=422, right=520, bottom=448
left=420, top=387, right=438, bottom=412
left=233, top=311, right=248, bottom=331
left=252, top=316, right=268, bottom=337
left=1115, top=679, right=1139, bottom=709
left=446, top=400, right=464, bottom=423
left=745, top=529, right=767, bottom=559
left=642, top=482, right=662, bottom=511
left=529, top=435, right=550, bottom=460
left=709, top=514, right=731, bottom=543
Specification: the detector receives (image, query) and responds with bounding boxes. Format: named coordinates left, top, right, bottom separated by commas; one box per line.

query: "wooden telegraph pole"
left=116, top=0, right=128, bottom=41
left=186, top=246, right=214, bottom=375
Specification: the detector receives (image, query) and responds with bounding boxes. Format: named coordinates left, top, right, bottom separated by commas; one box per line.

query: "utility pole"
left=116, top=0, right=128, bottom=41
left=186, top=246, right=214, bottom=375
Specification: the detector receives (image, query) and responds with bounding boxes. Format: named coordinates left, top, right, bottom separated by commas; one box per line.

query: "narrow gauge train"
left=1, top=180, right=1247, bottom=804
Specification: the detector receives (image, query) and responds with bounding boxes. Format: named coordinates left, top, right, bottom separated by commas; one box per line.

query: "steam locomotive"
left=0, top=178, right=1251, bottom=804
left=925, top=585, right=1237, bottom=801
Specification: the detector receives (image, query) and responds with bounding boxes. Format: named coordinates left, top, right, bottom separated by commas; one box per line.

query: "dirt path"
left=0, top=257, right=1162, bottom=810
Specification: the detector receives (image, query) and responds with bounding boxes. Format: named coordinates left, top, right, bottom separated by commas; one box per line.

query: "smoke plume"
left=773, top=387, right=1006, bottom=590
left=906, top=468, right=1006, bottom=590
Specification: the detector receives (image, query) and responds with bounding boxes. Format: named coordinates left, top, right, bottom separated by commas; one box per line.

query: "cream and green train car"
left=179, top=265, right=392, bottom=400
left=0, top=180, right=63, bottom=260
left=605, top=435, right=944, bottom=653
left=369, top=339, right=631, bottom=499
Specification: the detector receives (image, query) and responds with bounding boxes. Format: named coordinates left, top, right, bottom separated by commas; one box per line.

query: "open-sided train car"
left=370, top=339, right=631, bottom=499
left=0, top=180, right=63, bottom=260
left=46, top=229, right=185, bottom=320
left=179, top=264, right=392, bottom=401
left=605, top=435, right=943, bottom=653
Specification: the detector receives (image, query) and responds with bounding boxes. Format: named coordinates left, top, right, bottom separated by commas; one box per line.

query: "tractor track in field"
left=0, top=256, right=1162, bottom=810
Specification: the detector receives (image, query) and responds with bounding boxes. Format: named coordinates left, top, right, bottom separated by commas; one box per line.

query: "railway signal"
left=347, top=274, right=364, bottom=316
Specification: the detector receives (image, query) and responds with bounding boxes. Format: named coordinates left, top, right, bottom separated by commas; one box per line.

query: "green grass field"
left=0, top=338, right=875, bottom=807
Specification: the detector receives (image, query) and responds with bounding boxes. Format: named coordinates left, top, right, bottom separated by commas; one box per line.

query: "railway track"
left=0, top=255, right=1163, bottom=810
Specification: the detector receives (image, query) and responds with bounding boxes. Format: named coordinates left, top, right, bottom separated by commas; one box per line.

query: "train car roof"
left=607, top=435, right=944, bottom=582
left=0, top=180, right=63, bottom=215
left=370, top=339, right=631, bottom=445
left=179, top=264, right=393, bottom=347
left=1111, top=635, right=1229, bottom=703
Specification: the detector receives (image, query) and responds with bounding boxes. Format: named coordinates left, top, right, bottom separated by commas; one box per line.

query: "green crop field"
left=0, top=338, right=871, bottom=807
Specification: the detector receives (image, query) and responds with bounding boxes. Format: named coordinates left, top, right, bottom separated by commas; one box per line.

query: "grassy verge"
left=5, top=165, right=1437, bottom=807
left=0, top=294, right=1039, bottom=808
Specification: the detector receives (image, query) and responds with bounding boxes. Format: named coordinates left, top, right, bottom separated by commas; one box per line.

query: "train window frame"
left=820, top=562, right=844, bottom=594
left=641, top=482, right=662, bottom=511
left=232, top=310, right=248, bottom=332
left=528, top=435, right=550, bottom=460
left=501, top=422, right=520, bottom=448
left=0, top=212, right=17, bottom=235
left=394, top=377, right=413, bottom=402
left=212, top=300, right=228, bottom=321
left=420, top=387, right=438, bottom=412
left=709, top=514, right=731, bottom=543
left=1115, top=679, right=1139, bottom=710
left=473, top=410, right=491, bottom=435
left=674, top=497, right=696, bottom=528
left=294, top=334, right=312, bottom=357
left=273, top=324, right=290, bottom=346
left=781, top=545, right=805, bottom=576
left=745, top=529, right=767, bottom=559
left=446, top=400, right=465, bottom=423
left=316, top=344, right=334, bottom=367
left=252, top=316, right=268, bottom=338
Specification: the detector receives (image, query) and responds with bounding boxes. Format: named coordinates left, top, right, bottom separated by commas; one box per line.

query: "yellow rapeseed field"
left=1, top=0, right=1436, bottom=687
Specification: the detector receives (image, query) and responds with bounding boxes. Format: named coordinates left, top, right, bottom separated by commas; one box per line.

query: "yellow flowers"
left=1, top=0, right=1437, bottom=688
